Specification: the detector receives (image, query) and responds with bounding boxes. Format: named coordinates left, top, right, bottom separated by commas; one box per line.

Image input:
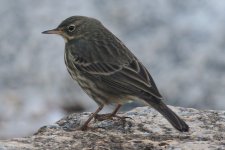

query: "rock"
left=0, top=106, right=224, bottom=150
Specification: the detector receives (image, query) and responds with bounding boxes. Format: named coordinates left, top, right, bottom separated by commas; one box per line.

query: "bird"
left=42, top=16, right=189, bottom=132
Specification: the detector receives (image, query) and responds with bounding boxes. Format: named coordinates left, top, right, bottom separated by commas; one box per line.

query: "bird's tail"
left=144, top=98, right=189, bottom=132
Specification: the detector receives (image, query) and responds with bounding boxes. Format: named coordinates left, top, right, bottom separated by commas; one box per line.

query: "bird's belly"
left=65, top=67, right=106, bottom=104
left=67, top=69, right=130, bottom=105
left=64, top=54, right=133, bottom=105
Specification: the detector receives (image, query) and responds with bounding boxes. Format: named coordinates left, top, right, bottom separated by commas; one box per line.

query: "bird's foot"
left=63, top=124, right=89, bottom=131
left=94, top=113, right=131, bottom=121
left=94, top=113, right=114, bottom=121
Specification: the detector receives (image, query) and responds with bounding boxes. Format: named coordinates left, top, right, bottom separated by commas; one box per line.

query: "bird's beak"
left=42, top=28, right=62, bottom=35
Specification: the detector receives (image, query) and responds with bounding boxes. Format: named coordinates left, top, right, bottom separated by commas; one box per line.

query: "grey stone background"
left=0, top=0, right=224, bottom=139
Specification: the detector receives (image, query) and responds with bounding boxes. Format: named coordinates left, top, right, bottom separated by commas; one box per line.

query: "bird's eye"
left=67, top=24, right=75, bottom=32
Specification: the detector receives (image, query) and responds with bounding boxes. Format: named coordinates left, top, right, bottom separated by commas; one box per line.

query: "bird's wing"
left=72, top=53, right=162, bottom=99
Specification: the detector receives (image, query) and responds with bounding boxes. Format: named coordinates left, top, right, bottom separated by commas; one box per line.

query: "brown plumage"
left=42, top=16, right=189, bottom=132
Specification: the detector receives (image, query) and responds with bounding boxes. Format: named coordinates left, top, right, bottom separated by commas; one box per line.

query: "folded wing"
left=73, top=54, right=162, bottom=99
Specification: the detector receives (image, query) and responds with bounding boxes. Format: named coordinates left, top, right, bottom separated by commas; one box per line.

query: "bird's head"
left=42, top=16, right=102, bottom=42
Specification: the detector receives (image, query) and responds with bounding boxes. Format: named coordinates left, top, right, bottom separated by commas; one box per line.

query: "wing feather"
left=73, top=55, right=162, bottom=99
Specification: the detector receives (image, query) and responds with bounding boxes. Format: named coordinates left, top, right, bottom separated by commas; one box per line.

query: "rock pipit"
left=43, top=16, right=189, bottom=132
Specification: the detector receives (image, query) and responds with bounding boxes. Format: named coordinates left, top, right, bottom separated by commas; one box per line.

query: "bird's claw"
left=94, top=113, right=132, bottom=121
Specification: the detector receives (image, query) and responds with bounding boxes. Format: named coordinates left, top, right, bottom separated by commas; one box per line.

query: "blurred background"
left=0, top=0, right=225, bottom=139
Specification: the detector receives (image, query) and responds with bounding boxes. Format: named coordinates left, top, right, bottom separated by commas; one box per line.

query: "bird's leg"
left=94, top=104, right=122, bottom=121
left=111, top=104, right=122, bottom=116
left=80, top=104, right=104, bottom=131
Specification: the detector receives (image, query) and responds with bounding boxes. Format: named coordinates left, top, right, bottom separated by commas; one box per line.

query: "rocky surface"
left=0, top=106, right=224, bottom=150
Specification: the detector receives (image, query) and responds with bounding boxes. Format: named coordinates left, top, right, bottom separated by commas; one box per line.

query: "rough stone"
left=0, top=106, right=224, bottom=150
